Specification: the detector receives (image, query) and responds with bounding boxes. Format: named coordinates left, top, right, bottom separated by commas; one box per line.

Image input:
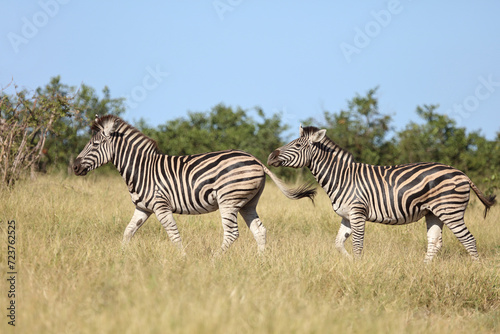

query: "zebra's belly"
left=333, top=199, right=428, bottom=225
left=170, top=190, right=219, bottom=215
left=370, top=216, right=405, bottom=225
left=172, top=202, right=219, bottom=215
left=368, top=209, right=429, bottom=225
left=130, top=192, right=154, bottom=213
left=332, top=203, right=351, bottom=220
left=332, top=201, right=402, bottom=223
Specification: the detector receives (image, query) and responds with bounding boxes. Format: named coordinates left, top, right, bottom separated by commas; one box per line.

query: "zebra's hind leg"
left=440, top=214, right=479, bottom=261
left=239, top=187, right=267, bottom=253
left=217, top=206, right=241, bottom=255
left=424, top=213, right=444, bottom=263
left=122, top=208, right=152, bottom=244
left=155, top=207, right=186, bottom=255
left=240, top=208, right=267, bottom=254
left=335, top=218, right=352, bottom=258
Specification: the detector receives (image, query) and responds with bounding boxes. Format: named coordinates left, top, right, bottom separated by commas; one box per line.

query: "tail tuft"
left=286, top=182, right=317, bottom=202
left=470, top=180, right=496, bottom=218
left=482, top=194, right=496, bottom=218
left=263, top=165, right=316, bottom=203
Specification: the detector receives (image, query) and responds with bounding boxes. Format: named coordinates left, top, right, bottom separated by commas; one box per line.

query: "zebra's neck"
left=307, top=138, right=355, bottom=196
left=111, top=125, right=161, bottom=188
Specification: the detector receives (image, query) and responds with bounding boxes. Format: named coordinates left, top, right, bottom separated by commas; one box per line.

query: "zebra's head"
left=268, top=125, right=327, bottom=168
left=73, top=115, right=121, bottom=176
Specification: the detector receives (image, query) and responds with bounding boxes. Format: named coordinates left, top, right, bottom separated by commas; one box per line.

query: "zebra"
left=267, top=125, right=496, bottom=262
left=72, top=115, right=316, bottom=254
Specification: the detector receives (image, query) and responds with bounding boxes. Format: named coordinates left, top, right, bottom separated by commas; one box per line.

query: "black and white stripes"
left=73, top=115, right=315, bottom=253
left=268, top=125, right=496, bottom=262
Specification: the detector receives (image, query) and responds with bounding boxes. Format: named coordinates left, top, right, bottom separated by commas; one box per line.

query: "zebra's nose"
left=267, top=150, right=281, bottom=167
left=73, top=158, right=85, bottom=175
left=73, top=158, right=81, bottom=171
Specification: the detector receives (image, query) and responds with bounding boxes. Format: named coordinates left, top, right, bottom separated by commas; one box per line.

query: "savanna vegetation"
left=1, top=77, right=499, bottom=333
left=0, top=174, right=499, bottom=333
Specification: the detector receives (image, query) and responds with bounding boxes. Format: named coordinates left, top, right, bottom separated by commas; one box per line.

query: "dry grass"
left=1, top=172, right=499, bottom=334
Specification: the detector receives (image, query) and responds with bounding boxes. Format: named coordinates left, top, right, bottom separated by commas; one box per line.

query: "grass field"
left=1, top=172, right=499, bottom=334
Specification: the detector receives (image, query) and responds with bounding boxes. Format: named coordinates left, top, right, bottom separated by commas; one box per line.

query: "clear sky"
left=1, top=1, right=499, bottom=140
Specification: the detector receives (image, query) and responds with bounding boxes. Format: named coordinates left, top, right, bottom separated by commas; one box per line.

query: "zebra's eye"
left=92, top=141, right=99, bottom=147
left=294, top=143, right=302, bottom=148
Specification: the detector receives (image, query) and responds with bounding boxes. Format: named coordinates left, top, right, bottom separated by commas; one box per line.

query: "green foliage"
left=137, top=103, right=292, bottom=177
left=396, top=105, right=466, bottom=166
left=3, top=77, right=499, bottom=191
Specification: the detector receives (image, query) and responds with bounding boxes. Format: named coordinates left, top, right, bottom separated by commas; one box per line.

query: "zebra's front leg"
left=122, top=208, right=152, bottom=244
left=155, top=207, right=185, bottom=255
left=349, top=213, right=367, bottom=259
left=335, top=218, right=352, bottom=258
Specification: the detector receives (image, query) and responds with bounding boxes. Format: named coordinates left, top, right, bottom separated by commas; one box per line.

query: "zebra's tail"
left=469, top=180, right=497, bottom=218
left=262, top=166, right=316, bottom=202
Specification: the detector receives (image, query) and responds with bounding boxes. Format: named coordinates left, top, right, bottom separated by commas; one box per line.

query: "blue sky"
left=2, top=1, right=500, bottom=140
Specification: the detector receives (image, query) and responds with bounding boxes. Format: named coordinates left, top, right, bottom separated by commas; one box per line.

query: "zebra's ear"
left=310, top=129, right=327, bottom=143
left=299, top=124, right=304, bottom=137
left=103, top=118, right=120, bottom=137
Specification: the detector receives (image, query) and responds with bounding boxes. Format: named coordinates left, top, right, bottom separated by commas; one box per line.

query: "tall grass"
left=1, top=173, right=499, bottom=333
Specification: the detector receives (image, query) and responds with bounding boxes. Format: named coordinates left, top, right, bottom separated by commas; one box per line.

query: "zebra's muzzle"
left=73, top=158, right=88, bottom=176
left=267, top=150, right=282, bottom=167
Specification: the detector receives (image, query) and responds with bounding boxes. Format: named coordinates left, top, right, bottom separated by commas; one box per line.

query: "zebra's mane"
left=300, top=126, right=323, bottom=137
left=301, top=126, right=355, bottom=162
left=92, top=115, right=161, bottom=154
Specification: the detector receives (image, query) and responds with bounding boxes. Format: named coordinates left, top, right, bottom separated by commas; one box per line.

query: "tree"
left=396, top=105, right=466, bottom=166
left=0, top=82, right=74, bottom=186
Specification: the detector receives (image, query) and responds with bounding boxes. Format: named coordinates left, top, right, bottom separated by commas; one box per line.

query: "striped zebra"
left=268, top=125, right=496, bottom=262
left=73, top=115, right=315, bottom=254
